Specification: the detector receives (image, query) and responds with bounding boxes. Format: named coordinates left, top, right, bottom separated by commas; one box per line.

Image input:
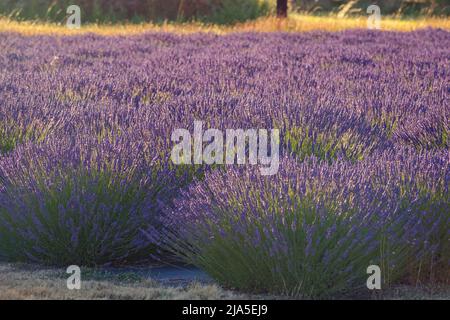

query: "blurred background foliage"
left=0, top=0, right=448, bottom=25
left=295, top=0, right=450, bottom=17
left=0, top=0, right=270, bottom=24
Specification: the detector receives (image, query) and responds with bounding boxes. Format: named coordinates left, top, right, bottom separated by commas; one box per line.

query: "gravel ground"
left=0, top=263, right=448, bottom=300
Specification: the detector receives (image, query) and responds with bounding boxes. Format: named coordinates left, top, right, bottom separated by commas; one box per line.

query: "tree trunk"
left=277, top=0, right=288, bottom=18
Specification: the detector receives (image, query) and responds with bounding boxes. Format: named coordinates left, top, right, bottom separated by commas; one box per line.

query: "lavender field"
left=0, top=29, right=449, bottom=298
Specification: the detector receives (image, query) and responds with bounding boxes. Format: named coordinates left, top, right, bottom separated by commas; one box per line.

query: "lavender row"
left=1, top=30, right=448, bottom=158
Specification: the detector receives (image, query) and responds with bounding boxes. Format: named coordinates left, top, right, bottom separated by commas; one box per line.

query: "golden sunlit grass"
left=0, top=14, right=449, bottom=36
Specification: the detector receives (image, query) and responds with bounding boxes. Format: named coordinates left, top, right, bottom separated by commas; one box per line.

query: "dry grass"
left=0, top=263, right=250, bottom=300
left=0, top=263, right=448, bottom=300
left=0, top=14, right=449, bottom=36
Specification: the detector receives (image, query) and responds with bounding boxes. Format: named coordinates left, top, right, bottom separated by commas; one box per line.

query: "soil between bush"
left=0, top=263, right=448, bottom=300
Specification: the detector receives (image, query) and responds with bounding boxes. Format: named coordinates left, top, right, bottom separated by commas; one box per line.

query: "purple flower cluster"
left=0, top=29, right=448, bottom=290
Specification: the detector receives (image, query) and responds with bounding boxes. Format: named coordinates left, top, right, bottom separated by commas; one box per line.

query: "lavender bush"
left=0, top=135, right=176, bottom=266
left=162, top=151, right=448, bottom=297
